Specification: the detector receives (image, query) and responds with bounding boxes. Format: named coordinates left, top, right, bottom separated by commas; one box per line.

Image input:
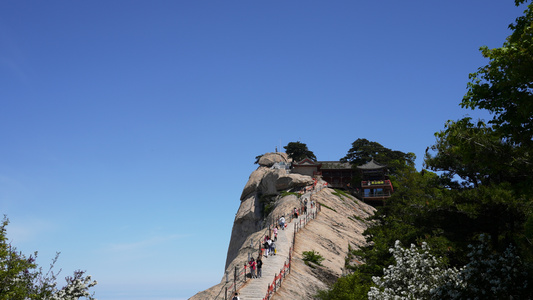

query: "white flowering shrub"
left=433, top=235, right=529, bottom=300
left=368, top=240, right=462, bottom=300
left=46, top=270, right=98, bottom=300
left=0, top=217, right=97, bottom=300
left=369, top=236, right=530, bottom=300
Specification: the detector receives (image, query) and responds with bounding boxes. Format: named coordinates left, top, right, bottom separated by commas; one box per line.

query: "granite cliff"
left=189, top=153, right=375, bottom=299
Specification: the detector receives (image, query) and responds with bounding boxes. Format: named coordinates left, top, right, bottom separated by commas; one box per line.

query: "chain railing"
left=261, top=187, right=323, bottom=300
left=263, top=258, right=291, bottom=300
left=217, top=182, right=326, bottom=300
left=215, top=205, right=302, bottom=300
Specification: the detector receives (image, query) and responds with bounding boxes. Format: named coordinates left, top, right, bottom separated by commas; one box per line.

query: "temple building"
left=291, top=159, right=354, bottom=189
left=292, top=157, right=393, bottom=205
left=290, top=158, right=320, bottom=177
left=315, top=161, right=354, bottom=189
left=356, top=159, right=394, bottom=203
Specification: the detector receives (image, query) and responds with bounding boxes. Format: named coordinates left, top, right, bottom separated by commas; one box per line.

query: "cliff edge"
left=189, top=153, right=375, bottom=299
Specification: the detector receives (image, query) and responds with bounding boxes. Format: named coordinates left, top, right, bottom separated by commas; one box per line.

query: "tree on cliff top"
left=284, top=141, right=317, bottom=162
left=341, top=138, right=415, bottom=175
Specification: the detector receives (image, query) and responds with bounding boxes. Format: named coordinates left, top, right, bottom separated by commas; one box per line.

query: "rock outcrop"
left=257, top=152, right=290, bottom=167
left=275, top=173, right=313, bottom=191
left=240, top=166, right=269, bottom=200
left=189, top=153, right=376, bottom=300
left=229, top=153, right=313, bottom=269
left=240, top=152, right=296, bottom=200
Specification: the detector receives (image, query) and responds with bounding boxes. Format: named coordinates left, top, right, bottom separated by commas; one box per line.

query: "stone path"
left=237, top=191, right=317, bottom=300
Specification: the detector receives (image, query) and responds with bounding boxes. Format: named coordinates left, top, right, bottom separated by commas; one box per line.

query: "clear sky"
left=0, top=1, right=525, bottom=299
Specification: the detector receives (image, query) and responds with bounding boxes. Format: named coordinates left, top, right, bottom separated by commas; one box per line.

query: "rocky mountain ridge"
left=189, top=153, right=375, bottom=299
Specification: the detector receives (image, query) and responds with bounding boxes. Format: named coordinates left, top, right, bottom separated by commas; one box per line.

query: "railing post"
left=290, top=252, right=292, bottom=273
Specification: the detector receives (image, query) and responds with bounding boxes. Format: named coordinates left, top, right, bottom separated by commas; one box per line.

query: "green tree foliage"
left=424, top=117, right=531, bottom=252
left=315, top=269, right=371, bottom=300
left=423, top=0, right=533, bottom=259
left=318, top=167, right=452, bottom=299
left=340, top=138, right=416, bottom=191
left=424, top=118, right=510, bottom=188
left=461, top=1, right=533, bottom=147
left=283, top=141, right=317, bottom=162
left=435, top=235, right=530, bottom=300
left=302, top=250, right=325, bottom=266
left=340, top=138, right=415, bottom=175
left=0, top=217, right=97, bottom=300
left=323, top=128, right=532, bottom=298
left=320, top=2, right=533, bottom=298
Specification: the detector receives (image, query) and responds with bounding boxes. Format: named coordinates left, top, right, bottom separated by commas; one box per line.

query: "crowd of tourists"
left=238, top=185, right=321, bottom=300
left=248, top=194, right=315, bottom=280
left=248, top=232, right=278, bottom=279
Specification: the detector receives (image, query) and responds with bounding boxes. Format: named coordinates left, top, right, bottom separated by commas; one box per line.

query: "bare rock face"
left=189, top=153, right=376, bottom=300
left=259, top=169, right=285, bottom=195
left=272, top=188, right=376, bottom=299
left=240, top=166, right=269, bottom=200
left=224, top=194, right=263, bottom=270
left=258, top=170, right=314, bottom=196
left=228, top=166, right=313, bottom=269
left=276, top=173, right=314, bottom=191
left=240, top=152, right=295, bottom=200
left=258, top=152, right=290, bottom=167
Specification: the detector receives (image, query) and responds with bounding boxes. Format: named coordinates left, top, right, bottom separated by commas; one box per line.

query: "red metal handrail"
left=224, top=183, right=324, bottom=300
left=260, top=185, right=323, bottom=300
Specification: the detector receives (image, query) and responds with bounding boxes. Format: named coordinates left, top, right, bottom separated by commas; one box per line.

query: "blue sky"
left=0, top=1, right=525, bottom=299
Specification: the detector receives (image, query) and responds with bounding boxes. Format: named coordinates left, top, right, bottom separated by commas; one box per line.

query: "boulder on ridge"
left=276, top=173, right=314, bottom=191
left=258, top=152, right=290, bottom=167
left=259, top=169, right=284, bottom=195
left=240, top=166, right=269, bottom=200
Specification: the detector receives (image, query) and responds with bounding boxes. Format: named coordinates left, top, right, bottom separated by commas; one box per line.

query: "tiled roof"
left=357, top=159, right=386, bottom=170
left=293, top=158, right=321, bottom=166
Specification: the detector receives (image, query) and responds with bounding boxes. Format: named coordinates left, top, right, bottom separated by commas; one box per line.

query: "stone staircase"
left=236, top=189, right=322, bottom=300
left=236, top=215, right=294, bottom=300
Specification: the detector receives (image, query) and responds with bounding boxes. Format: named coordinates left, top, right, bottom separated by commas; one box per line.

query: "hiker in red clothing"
left=249, top=257, right=257, bottom=278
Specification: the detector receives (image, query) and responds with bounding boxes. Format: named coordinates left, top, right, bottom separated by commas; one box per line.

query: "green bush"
left=302, top=250, right=325, bottom=267
left=280, top=191, right=301, bottom=198
left=348, top=214, right=366, bottom=223
left=332, top=189, right=350, bottom=198
left=260, top=194, right=278, bottom=217
left=315, top=270, right=371, bottom=300
left=318, top=202, right=336, bottom=212
left=263, top=202, right=275, bottom=217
